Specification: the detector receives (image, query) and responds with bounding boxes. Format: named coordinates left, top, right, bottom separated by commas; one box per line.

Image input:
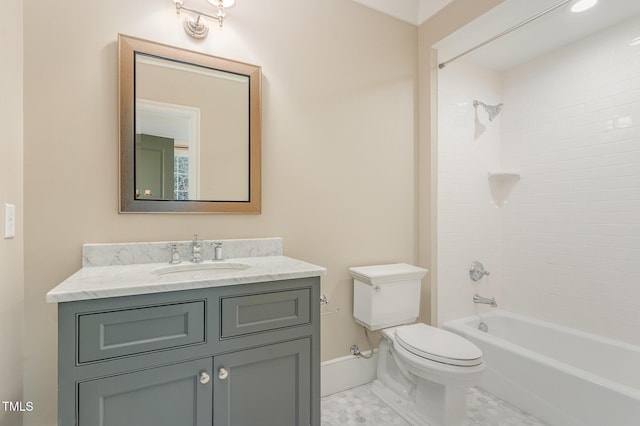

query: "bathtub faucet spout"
left=474, top=293, right=497, bottom=307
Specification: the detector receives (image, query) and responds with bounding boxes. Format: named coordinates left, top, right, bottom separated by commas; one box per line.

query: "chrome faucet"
left=473, top=293, right=497, bottom=307
left=191, top=234, right=203, bottom=263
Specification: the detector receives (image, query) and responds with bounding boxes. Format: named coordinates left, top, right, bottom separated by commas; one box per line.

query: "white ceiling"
left=353, top=0, right=640, bottom=71
left=435, top=0, right=640, bottom=71
left=351, top=0, right=454, bottom=26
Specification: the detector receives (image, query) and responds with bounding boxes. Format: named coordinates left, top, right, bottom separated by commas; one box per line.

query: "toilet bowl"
left=351, top=264, right=485, bottom=426
left=392, top=323, right=484, bottom=382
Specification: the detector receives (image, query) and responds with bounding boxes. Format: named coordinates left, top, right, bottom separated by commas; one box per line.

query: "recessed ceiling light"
left=570, top=0, right=598, bottom=13
left=630, top=36, right=640, bottom=47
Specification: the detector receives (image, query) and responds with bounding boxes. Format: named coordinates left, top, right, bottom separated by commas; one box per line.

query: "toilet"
left=351, top=263, right=484, bottom=426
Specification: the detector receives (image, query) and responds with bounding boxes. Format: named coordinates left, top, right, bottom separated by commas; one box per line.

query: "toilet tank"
left=351, top=263, right=428, bottom=331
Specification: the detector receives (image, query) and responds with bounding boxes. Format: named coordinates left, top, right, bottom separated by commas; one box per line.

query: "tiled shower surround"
left=438, top=16, right=640, bottom=345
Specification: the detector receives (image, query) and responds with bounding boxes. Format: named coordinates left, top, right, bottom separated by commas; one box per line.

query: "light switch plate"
left=4, top=204, right=16, bottom=239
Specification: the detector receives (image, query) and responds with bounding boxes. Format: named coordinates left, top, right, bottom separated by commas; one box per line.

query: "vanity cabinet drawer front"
left=221, top=289, right=310, bottom=338
left=78, top=301, right=205, bottom=363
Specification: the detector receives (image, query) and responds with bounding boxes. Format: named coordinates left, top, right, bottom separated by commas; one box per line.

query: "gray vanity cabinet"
left=78, top=358, right=213, bottom=426
left=57, top=277, right=320, bottom=426
left=213, top=338, right=311, bottom=425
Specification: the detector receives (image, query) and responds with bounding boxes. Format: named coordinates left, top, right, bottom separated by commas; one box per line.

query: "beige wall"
left=0, top=0, right=24, bottom=425
left=418, top=0, right=504, bottom=325
left=23, top=0, right=417, bottom=424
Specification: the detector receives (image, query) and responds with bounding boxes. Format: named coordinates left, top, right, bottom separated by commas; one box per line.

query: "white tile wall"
left=436, top=59, right=503, bottom=325
left=501, top=17, right=640, bottom=345
left=437, top=16, right=640, bottom=345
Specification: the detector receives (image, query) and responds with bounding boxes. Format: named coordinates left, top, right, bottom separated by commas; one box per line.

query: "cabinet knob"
left=199, top=370, right=210, bottom=384
left=218, top=367, right=229, bottom=380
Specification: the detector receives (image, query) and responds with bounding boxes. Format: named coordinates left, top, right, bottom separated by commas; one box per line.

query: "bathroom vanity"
left=47, top=238, right=325, bottom=426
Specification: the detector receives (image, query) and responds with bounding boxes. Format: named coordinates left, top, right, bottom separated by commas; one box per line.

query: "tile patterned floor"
left=321, top=384, right=547, bottom=426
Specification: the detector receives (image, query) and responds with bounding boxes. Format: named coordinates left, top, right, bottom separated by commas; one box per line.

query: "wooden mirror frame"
left=118, top=35, right=261, bottom=213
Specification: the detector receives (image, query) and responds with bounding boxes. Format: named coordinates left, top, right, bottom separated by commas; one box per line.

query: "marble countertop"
left=47, top=255, right=327, bottom=303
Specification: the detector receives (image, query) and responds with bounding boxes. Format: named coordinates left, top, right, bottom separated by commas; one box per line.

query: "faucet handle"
left=469, top=261, right=490, bottom=281
left=213, top=242, right=223, bottom=261
left=167, top=242, right=180, bottom=264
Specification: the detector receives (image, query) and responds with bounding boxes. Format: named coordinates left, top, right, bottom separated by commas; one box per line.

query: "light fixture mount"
left=173, top=0, right=235, bottom=39
left=183, top=14, right=209, bottom=39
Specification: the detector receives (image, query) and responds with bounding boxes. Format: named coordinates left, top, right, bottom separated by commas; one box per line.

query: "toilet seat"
left=395, top=324, right=483, bottom=367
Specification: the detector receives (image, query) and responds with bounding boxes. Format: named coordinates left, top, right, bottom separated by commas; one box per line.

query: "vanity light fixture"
left=173, top=0, right=236, bottom=39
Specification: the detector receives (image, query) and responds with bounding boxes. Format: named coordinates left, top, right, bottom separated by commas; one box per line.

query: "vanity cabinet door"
left=78, top=358, right=212, bottom=426
left=213, top=338, right=311, bottom=426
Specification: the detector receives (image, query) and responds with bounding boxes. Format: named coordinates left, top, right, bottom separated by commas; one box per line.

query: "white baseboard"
left=320, top=350, right=378, bottom=397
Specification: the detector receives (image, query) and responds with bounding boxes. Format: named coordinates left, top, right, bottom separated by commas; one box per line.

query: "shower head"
left=473, top=100, right=503, bottom=122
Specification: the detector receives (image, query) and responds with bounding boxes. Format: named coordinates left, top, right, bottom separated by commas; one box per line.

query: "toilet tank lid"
left=350, top=263, right=428, bottom=285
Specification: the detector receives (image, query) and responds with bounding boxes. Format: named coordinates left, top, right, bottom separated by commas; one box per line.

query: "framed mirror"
left=119, top=35, right=261, bottom=213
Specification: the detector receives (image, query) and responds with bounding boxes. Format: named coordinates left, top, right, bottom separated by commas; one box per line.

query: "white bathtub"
left=444, top=311, right=640, bottom=426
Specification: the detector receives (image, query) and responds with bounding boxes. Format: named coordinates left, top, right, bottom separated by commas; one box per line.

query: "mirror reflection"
left=135, top=55, right=249, bottom=202
left=119, top=35, right=261, bottom=213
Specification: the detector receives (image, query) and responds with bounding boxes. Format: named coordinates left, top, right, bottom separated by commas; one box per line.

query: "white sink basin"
left=152, top=262, right=251, bottom=275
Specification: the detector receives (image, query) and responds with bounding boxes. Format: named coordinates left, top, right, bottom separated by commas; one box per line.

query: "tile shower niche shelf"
left=488, top=170, right=520, bottom=206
